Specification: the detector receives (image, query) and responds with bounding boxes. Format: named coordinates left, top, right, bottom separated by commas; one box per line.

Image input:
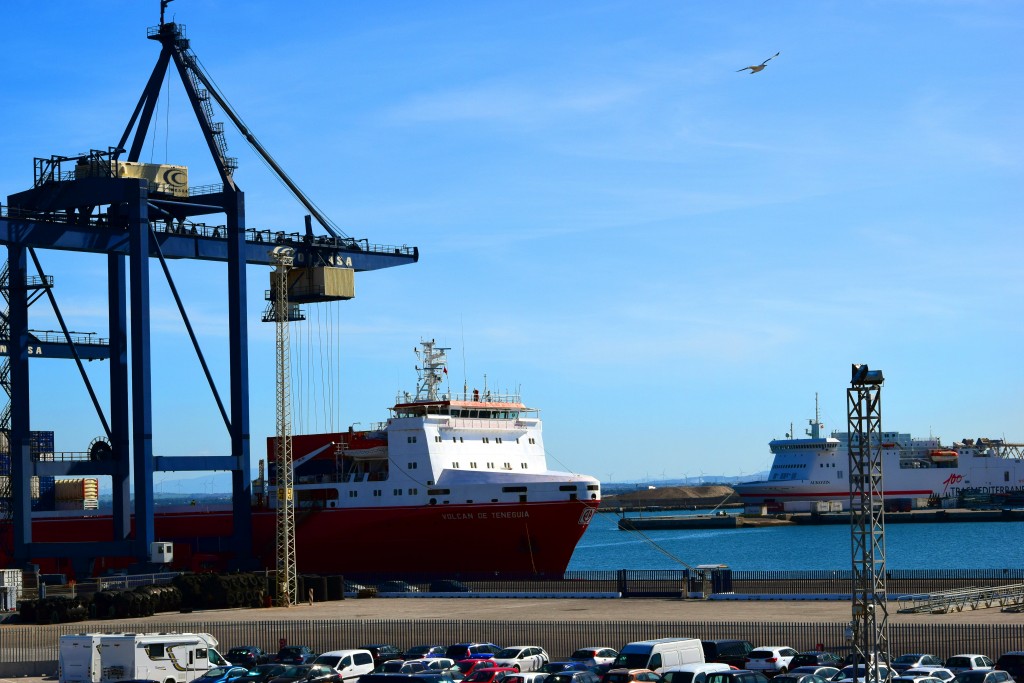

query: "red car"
left=460, top=660, right=502, bottom=677
left=464, top=668, right=518, bottom=683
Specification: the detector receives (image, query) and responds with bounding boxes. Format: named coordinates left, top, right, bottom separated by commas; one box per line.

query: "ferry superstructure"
left=733, top=404, right=1024, bottom=506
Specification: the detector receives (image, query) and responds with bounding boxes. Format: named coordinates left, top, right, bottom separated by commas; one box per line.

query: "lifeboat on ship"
left=929, top=449, right=959, bottom=464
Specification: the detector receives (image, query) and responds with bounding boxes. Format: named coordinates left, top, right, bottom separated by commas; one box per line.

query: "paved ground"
left=10, top=595, right=1022, bottom=627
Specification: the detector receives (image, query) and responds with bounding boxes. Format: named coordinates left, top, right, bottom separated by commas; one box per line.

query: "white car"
left=493, top=647, right=551, bottom=673
left=832, top=665, right=893, bottom=683
left=662, top=663, right=733, bottom=683
left=746, top=647, right=799, bottom=675
left=895, top=677, right=944, bottom=683
left=945, top=657, right=994, bottom=676
left=570, top=648, right=619, bottom=669
left=904, top=669, right=955, bottom=682
left=506, top=674, right=551, bottom=683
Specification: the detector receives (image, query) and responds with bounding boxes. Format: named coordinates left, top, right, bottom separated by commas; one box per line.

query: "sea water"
left=567, top=509, right=1024, bottom=571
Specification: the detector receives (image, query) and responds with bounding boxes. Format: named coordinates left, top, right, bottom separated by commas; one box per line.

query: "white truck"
left=95, top=632, right=228, bottom=683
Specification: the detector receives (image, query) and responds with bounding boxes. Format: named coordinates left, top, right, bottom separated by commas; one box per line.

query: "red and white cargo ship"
left=1, top=340, right=601, bottom=578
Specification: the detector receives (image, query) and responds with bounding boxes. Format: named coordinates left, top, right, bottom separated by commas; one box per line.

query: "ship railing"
left=896, top=582, right=1024, bottom=613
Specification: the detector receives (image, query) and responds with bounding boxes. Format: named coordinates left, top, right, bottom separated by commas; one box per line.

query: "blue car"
left=194, top=667, right=250, bottom=683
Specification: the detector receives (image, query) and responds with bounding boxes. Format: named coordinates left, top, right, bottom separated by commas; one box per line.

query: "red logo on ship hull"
left=942, top=472, right=964, bottom=495
left=578, top=508, right=596, bottom=525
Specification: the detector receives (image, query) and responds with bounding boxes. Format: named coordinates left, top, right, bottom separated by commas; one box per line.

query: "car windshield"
left=315, top=657, right=341, bottom=668
left=947, top=660, right=972, bottom=669
left=278, top=666, right=306, bottom=678
left=955, top=674, right=989, bottom=683
left=571, top=652, right=595, bottom=661
left=749, top=652, right=773, bottom=660
left=498, top=650, right=524, bottom=659
left=247, top=666, right=285, bottom=677
left=206, top=668, right=232, bottom=678
left=408, top=647, right=434, bottom=656
left=467, top=671, right=498, bottom=682
left=614, top=654, right=651, bottom=669
left=837, top=667, right=868, bottom=679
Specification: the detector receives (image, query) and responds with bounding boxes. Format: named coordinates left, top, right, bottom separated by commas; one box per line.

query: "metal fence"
left=341, top=569, right=1024, bottom=598
left=4, top=618, right=1024, bottom=677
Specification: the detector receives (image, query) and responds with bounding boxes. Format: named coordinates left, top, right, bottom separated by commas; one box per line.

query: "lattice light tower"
left=272, top=246, right=297, bottom=607
left=846, top=364, right=891, bottom=677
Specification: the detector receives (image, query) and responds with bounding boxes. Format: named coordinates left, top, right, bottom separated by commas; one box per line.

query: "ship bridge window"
left=587, top=485, right=599, bottom=490
left=428, top=488, right=451, bottom=495
left=503, top=486, right=528, bottom=493
left=559, top=485, right=579, bottom=491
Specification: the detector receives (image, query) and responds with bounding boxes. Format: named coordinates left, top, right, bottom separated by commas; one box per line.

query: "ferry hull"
left=1, top=499, right=598, bottom=579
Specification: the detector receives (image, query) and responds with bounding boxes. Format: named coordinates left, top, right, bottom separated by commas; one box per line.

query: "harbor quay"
left=3, top=598, right=1023, bottom=678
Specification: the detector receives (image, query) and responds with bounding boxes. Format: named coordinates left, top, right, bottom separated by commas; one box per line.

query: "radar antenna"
left=413, top=339, right=449, bottom=401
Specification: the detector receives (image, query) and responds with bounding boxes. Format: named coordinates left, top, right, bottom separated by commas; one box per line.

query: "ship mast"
left=414, top=339, right=449, bottom=401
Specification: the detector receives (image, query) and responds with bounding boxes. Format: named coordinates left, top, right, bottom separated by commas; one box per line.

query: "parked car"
left=448, top=645, right=504, bottom=661
left=492, top=647, right=550, bottom=673
left=788, top=669, right=839, bottom=680
left=902, top=670, right=954, bottom=682
left=703, top=672, right=771, bottom=683
left=790, top=655, right=844, bottom=671
left=194, top=667, right=251, bottom=683
left=268, top=665, right=341, bottom=683
left=543, top=664, right=589, bottom=675
left=770, top=674, right=828, bottom=683
left=405, top=646, right=448, bottom=660
left=242, top=665, right=291, bottom=683
left=745, top=649, right=798, bottom=676
left=460, top=660, right=503, bottom=677
left=313, top=650, right=376, bottom=682
left=893, top=657, right=945, bottom=674
left=946, top=658, right=994, bottom=676
left=703, top=642, right=756, bottom=669
left=374, top=661, right=428, bottom=674
left=994, top=653, right=1024, bottom=682
left=276, top=647, right=319, bottom=665
left=376, top=580, right=421, bottom=593
left=602, top=669, right=663, bottom=683
left=464, top=668, right=518, bottom=683
left=506, top=674, right=551, bottom=683
left=953, top=673, right=1013, bottom=683
left=831, top=665, right=892, bottom=683
left=572, top=650, right=620, bottom=670
left=430, top=579, right=472, bottom=592
left=546, top=672, right=601, bottom=683
left=662, top=663, right=733, bottom=683
left=360, top=645, right=404, bottom=667
left=413, top=659, right=463, bottom=679
left=228, top=647, right=271, bottom=668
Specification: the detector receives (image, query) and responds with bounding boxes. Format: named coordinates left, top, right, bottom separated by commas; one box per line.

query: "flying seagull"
left=737, top=52, right=780, bottom=74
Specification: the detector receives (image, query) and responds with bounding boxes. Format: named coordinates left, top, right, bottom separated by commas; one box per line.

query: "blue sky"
left=1, top=1, right=1023, bottom=489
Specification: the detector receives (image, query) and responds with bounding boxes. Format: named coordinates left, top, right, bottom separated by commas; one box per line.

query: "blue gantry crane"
left=0, top=6, right=417, bottom=576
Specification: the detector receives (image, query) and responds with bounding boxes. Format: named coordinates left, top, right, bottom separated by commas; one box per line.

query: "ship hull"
left=1, top=499, right=598, bottom=579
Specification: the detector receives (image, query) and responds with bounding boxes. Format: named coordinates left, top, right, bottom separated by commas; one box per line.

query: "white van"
left=662, top=663, right=733, bottom=683
left=313, top=649, right=375, bottom=682
left=613, top=639, right=705, bottom=674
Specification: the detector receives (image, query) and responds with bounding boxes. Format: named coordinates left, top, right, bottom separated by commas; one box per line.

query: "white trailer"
left=59, top=633, right=117, bottom=683
left=98, top=632, right=228, bottom=683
